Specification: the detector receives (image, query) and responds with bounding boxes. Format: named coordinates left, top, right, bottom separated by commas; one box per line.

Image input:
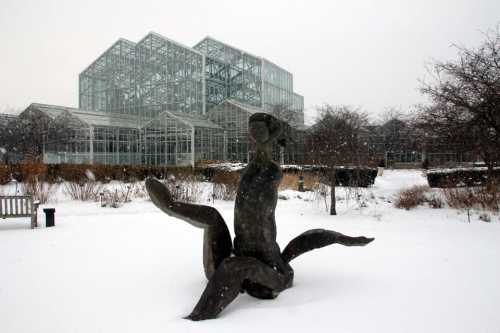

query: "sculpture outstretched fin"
left=282, top=229, right=374, bottom=263
left=146, top=177, right=232, bottom=279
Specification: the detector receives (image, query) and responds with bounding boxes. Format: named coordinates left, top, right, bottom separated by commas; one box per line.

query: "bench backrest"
left=0, top=196, right=35, bottom=217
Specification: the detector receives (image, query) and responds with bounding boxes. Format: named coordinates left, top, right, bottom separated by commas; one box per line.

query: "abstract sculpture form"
left=146, top=113, right=374, bottom=321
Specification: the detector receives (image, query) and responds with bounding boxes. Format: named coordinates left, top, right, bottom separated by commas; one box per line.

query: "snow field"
left=0, top=170, right=499, bottom=333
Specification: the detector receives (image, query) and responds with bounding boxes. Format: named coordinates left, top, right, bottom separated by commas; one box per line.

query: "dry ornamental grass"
left=394, top=185, right=430, bottom=210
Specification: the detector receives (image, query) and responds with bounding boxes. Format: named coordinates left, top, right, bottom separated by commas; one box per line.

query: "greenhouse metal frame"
left=22, top=32, right=307, bottom=166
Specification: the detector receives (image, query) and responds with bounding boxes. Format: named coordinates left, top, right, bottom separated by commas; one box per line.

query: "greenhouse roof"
left=194, top=36, right=262, bottom=62
left=143, top=110, right=223, bottom=130
left=213, top=99, right=308, bottom=131
left=223, top=99, right=264, bottom=114
left=0, top=113, right=17, bottom=126
left=168, top=111, right=222, bottom=129
left=28, top=103, right=140, bottom=129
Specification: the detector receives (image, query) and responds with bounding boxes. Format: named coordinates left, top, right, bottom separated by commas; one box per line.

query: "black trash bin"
left=43, top=208, right=56, bottom=227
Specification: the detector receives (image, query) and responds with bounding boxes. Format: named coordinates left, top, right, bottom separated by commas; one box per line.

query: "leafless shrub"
left=165, top=174, right=203, bottom=203
left=427, top=194, right=444, bottom=209
left=344, top=185, right=364, bottom=207
left=20, top=177, right=56, bottom=204
left=213, top=183, right=237, bottom=201
left=394, top=185, right=429, bottom=210
left=130, top=175, right=204, bottom=203
left=479, top=212, right=491, bottom=222
left=312, top=182, right=330, bottom=212
left=442, top=182, right=499, bottom=212
left=131, top=182, right=149, bottom=199
left=100, top=185, right=133, bottom=208
left=278, top=173, right=319, bottom=191
left=442, top=187, right=475, bottom=210
left=279, top=173, right=298, bottom=191
left=475, top=182, right=500, bottom=212
left=212, top=172, right=239, bottom=201
left=64, top=181, right=103, bottom=201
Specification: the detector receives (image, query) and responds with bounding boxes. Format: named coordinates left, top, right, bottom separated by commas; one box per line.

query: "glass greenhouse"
left=22, top=32, right=306, bottom=166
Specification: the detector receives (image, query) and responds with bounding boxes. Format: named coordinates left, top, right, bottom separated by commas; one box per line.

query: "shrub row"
left=0, top=162, right=203, bottom=184
left=1, top=162, right=377, bottom=188
left=333, top=167, right=378, bottom=187
left=427, top=167, right=500, bottom=188
left=204, top=164, right=377, bottom=187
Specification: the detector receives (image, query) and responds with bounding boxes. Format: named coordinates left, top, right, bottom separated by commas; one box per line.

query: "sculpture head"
left=249, top=113, right=282, bottom=145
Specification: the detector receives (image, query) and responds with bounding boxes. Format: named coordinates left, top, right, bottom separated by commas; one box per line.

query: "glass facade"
left=194, top=37, right=263, bottom=110
left=30, top=32, right=306, bottom=166
left=79, top=39, right=137, bottom=115
left=141, top=111, right=224, bottom=166
left=194, top=37, right=305, bottom=125
left=135, top=33, right=205, bottom=120
left=208, top=99, right=305, bottom=163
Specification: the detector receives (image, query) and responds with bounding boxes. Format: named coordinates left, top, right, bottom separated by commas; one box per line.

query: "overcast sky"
left=0, top=0, right=498, bottom=122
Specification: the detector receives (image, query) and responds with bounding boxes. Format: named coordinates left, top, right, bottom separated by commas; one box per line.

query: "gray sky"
left=0, top=0, right=498, bottom=122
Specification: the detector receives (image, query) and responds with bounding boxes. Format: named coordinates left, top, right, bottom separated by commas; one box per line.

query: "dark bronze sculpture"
left=146, top=113, right=374, bottom=321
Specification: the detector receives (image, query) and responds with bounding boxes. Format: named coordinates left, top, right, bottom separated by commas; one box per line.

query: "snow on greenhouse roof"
left=28, top=103, right=140, bottom=129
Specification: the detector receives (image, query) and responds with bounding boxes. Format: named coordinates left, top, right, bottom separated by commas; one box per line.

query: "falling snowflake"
left=85, top=169, right=96, bottom=181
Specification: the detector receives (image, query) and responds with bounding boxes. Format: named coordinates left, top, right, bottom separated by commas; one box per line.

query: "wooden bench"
left=0, top=196, right=40, bottom=229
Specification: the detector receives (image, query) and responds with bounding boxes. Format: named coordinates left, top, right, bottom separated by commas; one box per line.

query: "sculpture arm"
left=282, top=229, right=374, bottom=263
left=146, top=177, right=232, bottom=278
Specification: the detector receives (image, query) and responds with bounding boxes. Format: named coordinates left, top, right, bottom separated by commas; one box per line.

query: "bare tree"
left=5, top=111, right=51, bottom=159
left=269, top=103, right=298, bottom=124
left=418, top=25, right=500, bottom=176
left=307, top=105, right=369, bottom=215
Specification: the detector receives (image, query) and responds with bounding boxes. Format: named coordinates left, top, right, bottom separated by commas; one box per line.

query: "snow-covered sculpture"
left=146, top=112, right=374, bottom=320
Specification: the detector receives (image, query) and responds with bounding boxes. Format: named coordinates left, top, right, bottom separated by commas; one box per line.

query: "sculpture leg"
left=146, top=178, right=232, bottom=278
left=243, top=254, right=294, bottom=299
left=282, top=229, right=374, bottom=263
left=186, top=257, right=289, bottom=321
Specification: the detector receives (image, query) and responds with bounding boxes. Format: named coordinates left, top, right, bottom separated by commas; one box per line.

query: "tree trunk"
left=486, top=161, right=495, bottom=191
left=330, top=177, right=337, bottom=215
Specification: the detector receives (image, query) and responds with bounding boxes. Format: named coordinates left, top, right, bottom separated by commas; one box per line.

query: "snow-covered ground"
left=1, top=170, right=499, bottom=333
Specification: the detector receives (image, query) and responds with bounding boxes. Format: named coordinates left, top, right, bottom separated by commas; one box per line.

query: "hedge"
left=427, top=167, right=500, bottom=188
left=0, top=162, right=377, bottom=188
left=0, top=163, right=202, bottom=184
left=203, top=164, right=377, bottom=187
